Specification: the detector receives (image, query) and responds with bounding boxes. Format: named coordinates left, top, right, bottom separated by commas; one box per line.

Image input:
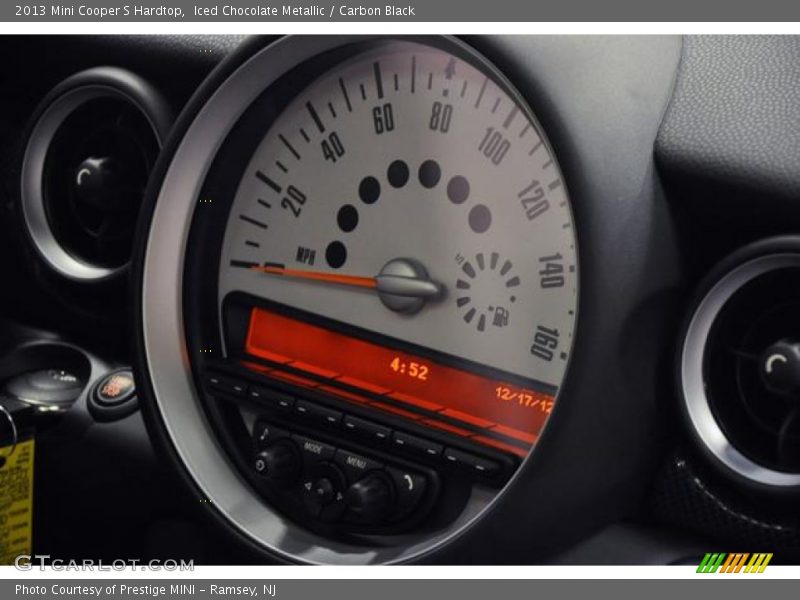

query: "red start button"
left=95, top=370, right=136, bottom=406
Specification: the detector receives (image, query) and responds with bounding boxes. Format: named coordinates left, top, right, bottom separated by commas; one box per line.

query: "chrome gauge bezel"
left=141, top=35, right=578, bottom=564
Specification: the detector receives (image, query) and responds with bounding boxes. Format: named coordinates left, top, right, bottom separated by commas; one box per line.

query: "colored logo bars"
left=697, top=553, right=773, bottom=573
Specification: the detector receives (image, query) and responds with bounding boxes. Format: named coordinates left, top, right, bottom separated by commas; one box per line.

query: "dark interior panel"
left=0, top=34, right=798, bottom=565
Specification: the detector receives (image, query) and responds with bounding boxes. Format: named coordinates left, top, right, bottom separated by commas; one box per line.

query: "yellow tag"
left=0, top=438, right=34, bottom=565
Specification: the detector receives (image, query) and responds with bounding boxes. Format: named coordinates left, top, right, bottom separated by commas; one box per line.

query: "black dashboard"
left=1, top=34, right=800, bottom=565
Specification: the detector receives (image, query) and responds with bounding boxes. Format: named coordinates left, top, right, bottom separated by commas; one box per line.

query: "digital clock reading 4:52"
left=389, top=357, right=429, bottom=381
left=244, top=306, right=557, bottom=455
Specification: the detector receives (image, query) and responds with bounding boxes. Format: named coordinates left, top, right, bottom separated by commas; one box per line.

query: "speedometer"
left=218, top=39, right=576, bottom=447
left=143, top=36, right=579, bottom=563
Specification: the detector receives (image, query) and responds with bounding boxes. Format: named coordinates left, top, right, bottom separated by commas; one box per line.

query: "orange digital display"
left=244, top=306, right=555, bottom=452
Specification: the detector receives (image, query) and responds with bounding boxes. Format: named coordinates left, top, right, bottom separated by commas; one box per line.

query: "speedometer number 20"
left=218, top=39, right=578, bottom=441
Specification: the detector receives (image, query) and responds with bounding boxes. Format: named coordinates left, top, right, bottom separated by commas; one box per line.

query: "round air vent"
left=681, top=237, right=800, bottom=490
left=21, top=67, right=172, bottom=282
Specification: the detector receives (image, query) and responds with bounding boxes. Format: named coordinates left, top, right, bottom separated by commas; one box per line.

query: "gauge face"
left=216, top=39, right=577, bottom=450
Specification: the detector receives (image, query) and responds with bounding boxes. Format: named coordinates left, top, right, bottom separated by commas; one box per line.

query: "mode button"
left=292, top=434, right=335, bottom=465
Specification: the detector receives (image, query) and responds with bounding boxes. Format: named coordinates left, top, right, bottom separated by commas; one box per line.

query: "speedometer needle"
left=252, top=258, right=444, bottom=313
left=253, top=265, right=379, bottom=289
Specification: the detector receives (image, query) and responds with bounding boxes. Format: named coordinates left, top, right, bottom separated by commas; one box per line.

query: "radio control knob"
left=344, top=472, right=395, bottom=522
left=254, top=440, right=299, bottom=484
left=302, top=464, right=347, bottom=520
